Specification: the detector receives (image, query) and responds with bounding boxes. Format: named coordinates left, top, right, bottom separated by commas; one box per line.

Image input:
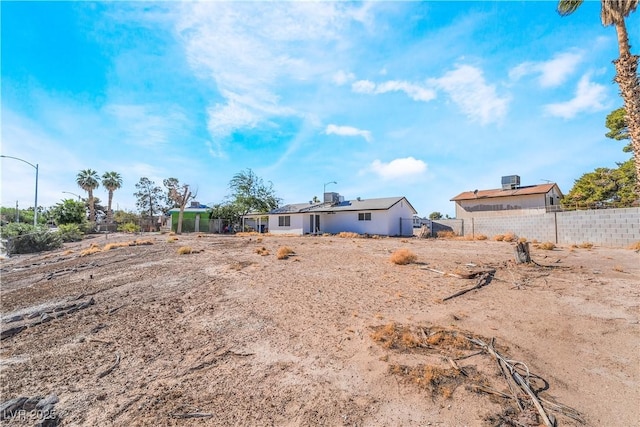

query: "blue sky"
left=1, top=1, right=638, bottom=217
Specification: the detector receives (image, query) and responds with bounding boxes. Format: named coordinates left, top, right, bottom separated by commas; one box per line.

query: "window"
left=278, top=216, right=291, bottom=227
left=358, top=212, right=371, bottom=221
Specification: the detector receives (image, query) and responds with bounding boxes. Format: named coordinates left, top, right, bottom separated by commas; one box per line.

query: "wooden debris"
left=170, top=412, right=215, bottom=419
left=442, top=272, right=494, bottom=301
left=423, top=267, right=466, bottom=279
left=97, top=353, right=121, bottom=379
left=0, top=326, right=26, bottom=341
left=1, top=298, right=95, bottom=340
left=466, top=336, right=573, bottom=427
left=514, top=242, right=531, bottom=264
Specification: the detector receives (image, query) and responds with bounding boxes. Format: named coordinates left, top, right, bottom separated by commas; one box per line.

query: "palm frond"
left=557, top=0, right=584, bottom=16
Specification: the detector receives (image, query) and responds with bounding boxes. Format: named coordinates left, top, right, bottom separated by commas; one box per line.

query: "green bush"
left=57, top=223, right=84, bottom=242
left=4, top=226, right=63, bottom=254
left=50, top=199, right=86, bottom=225
left=1, top=222, right=35, bottom=239
left=117, top=222, right=140, bottom=233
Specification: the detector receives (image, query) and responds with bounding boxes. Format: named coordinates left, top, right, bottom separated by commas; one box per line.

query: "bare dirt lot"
left=1, top=233, right=638, bottom=426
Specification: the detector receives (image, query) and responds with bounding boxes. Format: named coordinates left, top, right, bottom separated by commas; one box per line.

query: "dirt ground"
left=1, top=233, right=638, bottom=426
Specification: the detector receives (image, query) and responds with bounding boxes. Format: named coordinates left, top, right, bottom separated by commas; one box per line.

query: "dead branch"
left=422, top=267, right=466, bottom=278
left=108, top=305, right=125, bottom=315
left=110, top=395, right=142, bottom=420
left=467, top=337, right=555, bottom=427
left=442, top=272, right=494, bottom=301
left=170, top=412, right=214, bottom=419
left=98, top=353, right=121, bottom=379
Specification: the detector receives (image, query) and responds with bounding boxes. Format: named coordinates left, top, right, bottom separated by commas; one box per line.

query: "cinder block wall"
left=458, top=207, right=639, bottom=247
left=556, top=207, right=639, bottom=247
left=431, top=219, right=464, bottom=235
left=470, top=214, right=556, bottom=242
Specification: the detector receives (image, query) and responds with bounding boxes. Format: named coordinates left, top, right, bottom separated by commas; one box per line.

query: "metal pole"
left=0, top=155, right=39, bottom=226
left=34, top=164, right=39, bottom=226
left=323, top=181, right=337, bottom=202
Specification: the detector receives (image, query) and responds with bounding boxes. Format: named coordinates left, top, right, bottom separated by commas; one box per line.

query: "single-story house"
left=267, top=193, right=417, bottom=236
left=168, top=202, right=210, bottom=232
left=451, top=176, right=563, bottom=219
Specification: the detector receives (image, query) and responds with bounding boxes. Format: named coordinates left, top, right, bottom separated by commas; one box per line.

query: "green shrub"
left=4, top=227, right=63, bottom=254
left=57, top=223, right=84, bottom=242
left=1, top=222, right=35, bottom=239
left=117, top=222, right=141, bottom=233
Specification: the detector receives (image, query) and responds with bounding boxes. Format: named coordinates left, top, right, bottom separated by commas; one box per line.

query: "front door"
left=309, top=215, right=320, bottom=233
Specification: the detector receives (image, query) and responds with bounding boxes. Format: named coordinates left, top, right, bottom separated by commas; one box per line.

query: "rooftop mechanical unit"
left=501, top=175, right=520, bottom=190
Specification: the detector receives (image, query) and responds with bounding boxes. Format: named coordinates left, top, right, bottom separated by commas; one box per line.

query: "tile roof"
left=451, top=183, right=561, bottom=201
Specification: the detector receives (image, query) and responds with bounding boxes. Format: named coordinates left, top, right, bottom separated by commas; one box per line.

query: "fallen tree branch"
left=170, top=412, right=214, bottom=419
left=98, top=353, right=121, bottom=379
left=422, top=267, right=466, bottom=279
left=442, top=272, right=494, bottom=301
left=467, top=337, right=555, bottom=427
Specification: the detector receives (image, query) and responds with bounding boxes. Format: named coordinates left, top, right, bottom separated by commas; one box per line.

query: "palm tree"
left=558, top=0, right=639, bottom=196
left=76, top=169, right=100, bottom=222
left=102, top=171, right=123, bottom=224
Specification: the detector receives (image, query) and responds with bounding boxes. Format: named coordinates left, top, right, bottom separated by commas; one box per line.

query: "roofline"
left=450, top=183, right=562, bottom=201
left=268, top=196, right=417, bottom=214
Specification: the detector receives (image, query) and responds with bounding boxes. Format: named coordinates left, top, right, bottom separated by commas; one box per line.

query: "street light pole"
left=323, top=181, right=337, bottom=202
left=62, top=191, right=82, bottom=201
left=1, top=155, right=39, bottom=226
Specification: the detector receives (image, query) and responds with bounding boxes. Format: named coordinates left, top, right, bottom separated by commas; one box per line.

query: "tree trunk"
left=107, top=191, right=114, bottom=224
left=613, top=22, right=640, bottom=198
left=514, top=242, right=531, bottom=264
left=88, top=190, right=95, bottom=222
left=177, top=208, right=184, bottom=234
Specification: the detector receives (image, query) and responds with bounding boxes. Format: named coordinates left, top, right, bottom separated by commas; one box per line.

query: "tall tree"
left=76, top=169, right=100, bottom=222
left=228, top=169, right=280, bottom=216
left=565, top=107, right=638, bottom=207
left=163, top=178, right=196, bottom=234
left=558, top=0, right=639, bottom=194
left=606, top=107, right=633, bottom=152
left=134, top=177, right=164, bottom=220
left=101, top=171, right=123, bottom=224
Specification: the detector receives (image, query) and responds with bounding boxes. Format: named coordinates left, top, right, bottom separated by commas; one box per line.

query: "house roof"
left=168, top=207, right=210, bottom=214
left=451, top=183, right=562, bottom=202
left=269, top=196, right=417, bottom=215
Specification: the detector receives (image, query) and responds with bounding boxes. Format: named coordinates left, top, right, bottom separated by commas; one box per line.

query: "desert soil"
left=1, top=233, right=638, bottom=426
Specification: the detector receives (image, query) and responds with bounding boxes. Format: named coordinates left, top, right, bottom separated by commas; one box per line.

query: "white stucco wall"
left=268, top=199, right=416, bottom=236
left=268, top=213, right=305, bottom=235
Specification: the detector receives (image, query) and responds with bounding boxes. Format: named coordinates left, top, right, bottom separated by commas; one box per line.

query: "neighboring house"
left=267, top=193, right=417, bottom=236
left=451, top=176, right=563, bottom=219
left=168, top=202, right=210, bottom=233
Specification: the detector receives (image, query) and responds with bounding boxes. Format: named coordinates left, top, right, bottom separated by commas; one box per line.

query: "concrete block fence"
left=439, top=207, right=639, bottom=247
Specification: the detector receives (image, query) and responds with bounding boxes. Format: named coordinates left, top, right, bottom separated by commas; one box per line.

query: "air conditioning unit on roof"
left=501, top=175, right=520, bottom=190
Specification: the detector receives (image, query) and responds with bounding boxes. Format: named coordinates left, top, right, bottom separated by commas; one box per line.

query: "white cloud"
left=332, top=70, right=355, bottom=86
left=430, top=65, right=509, bottom=125
left=104, top=104, right=188, bottom=147
left=206, top=101, right=260, bottom=139
left=351, top=79, right=436, bottom=102
left=175, top=2, right=374, bottom=144
left=352, top=79, right=376, bottom=94
left=509, top=51, right=583, bottom=88
left=205, top=140, right=225, bottom=159
left=544, top=74, right=608, bottom=119
left=369, top=157, right=427, bottom=180
left=325, top=124, right=372, bottom=142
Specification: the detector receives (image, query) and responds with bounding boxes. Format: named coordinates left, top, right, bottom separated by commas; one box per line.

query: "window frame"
left=278, top=215, right=291, bottom=227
